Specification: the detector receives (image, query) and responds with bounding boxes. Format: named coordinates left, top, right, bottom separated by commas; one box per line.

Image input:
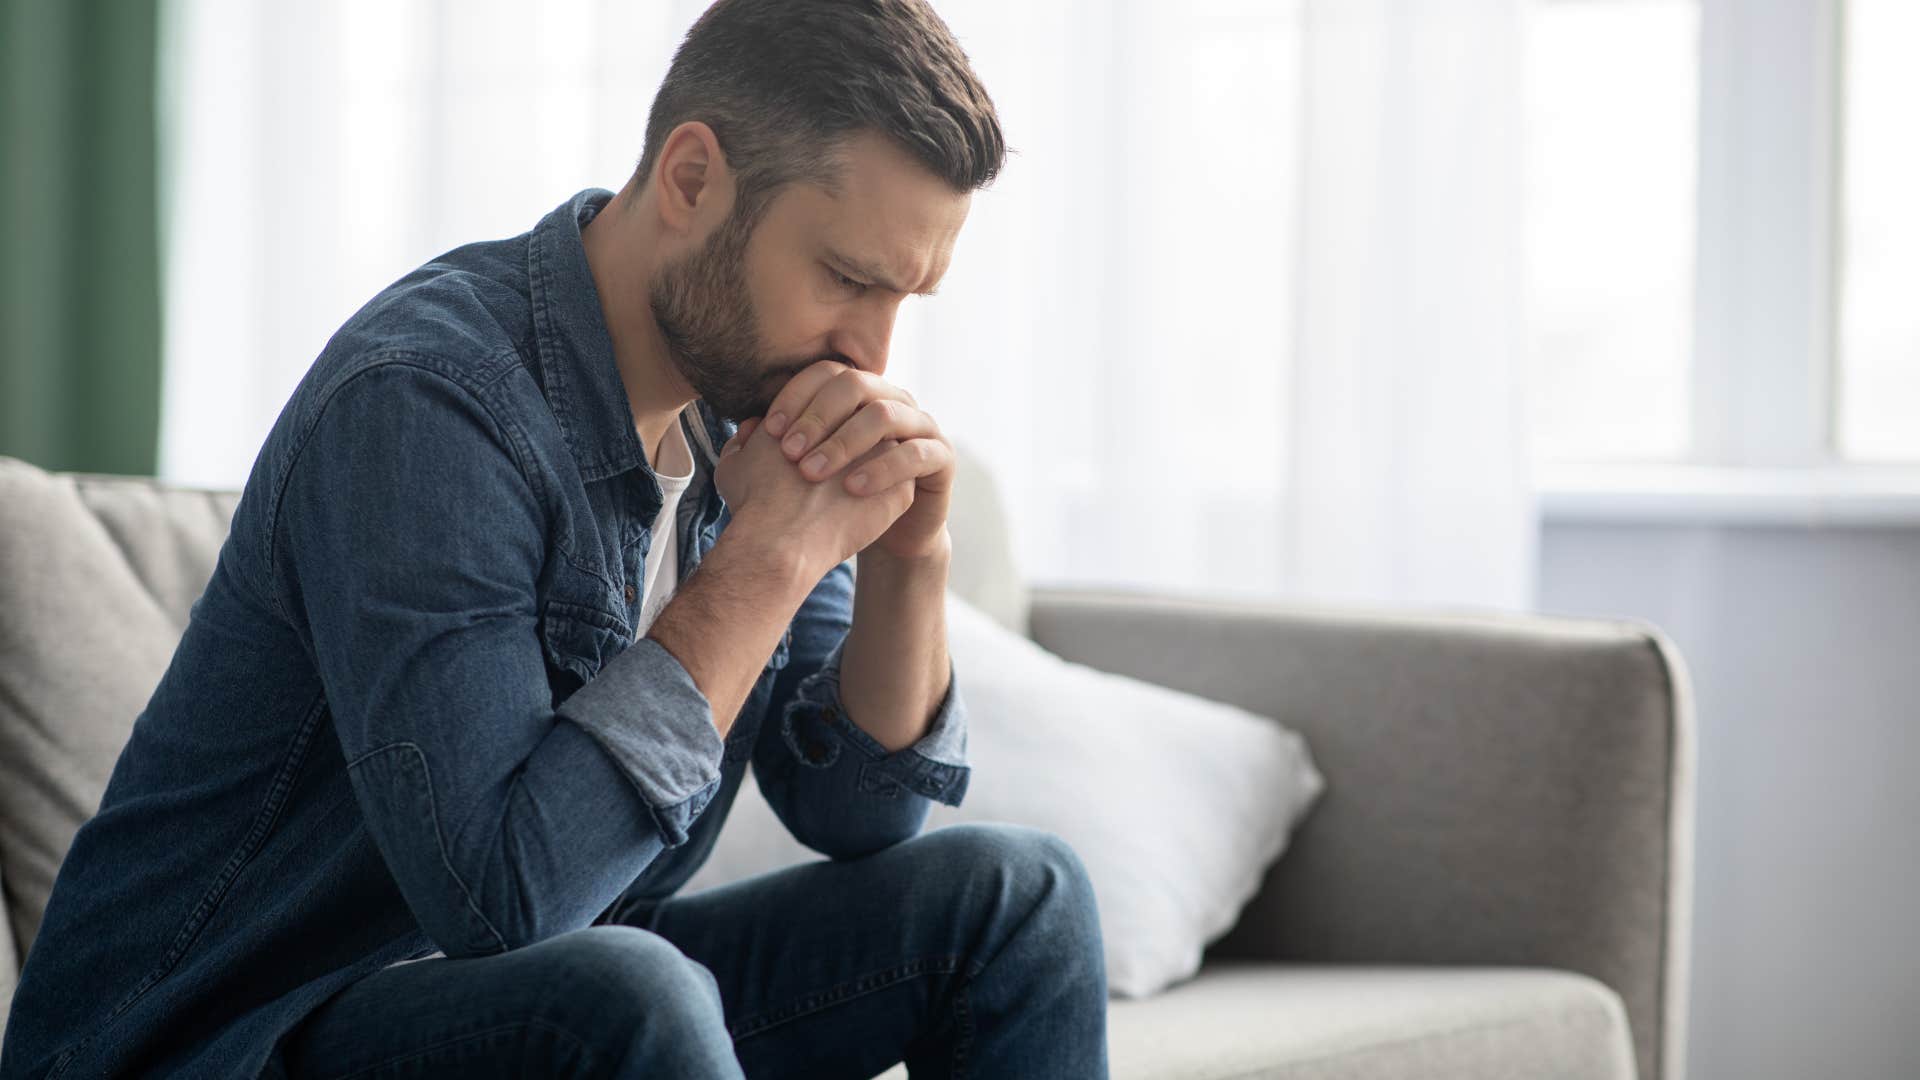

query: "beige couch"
left=0, top=450, right=1694, bottom=1079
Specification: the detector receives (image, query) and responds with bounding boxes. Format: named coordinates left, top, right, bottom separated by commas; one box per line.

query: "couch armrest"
left=1027, top=586, right=1694, bottom=1080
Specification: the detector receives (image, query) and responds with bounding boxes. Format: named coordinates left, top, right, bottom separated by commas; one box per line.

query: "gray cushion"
left=0, top=457, right=238, bottom=968
left=871, top=961, right=1635, bottom=1080
left=0, top=860, right=17, bottom=1044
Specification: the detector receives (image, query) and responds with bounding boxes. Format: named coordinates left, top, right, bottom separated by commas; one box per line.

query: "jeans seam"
left=952, top=959, right=983, bottom=1079
left=306, top=1017, right=599, bottom=1080
left=727, top=954, right=966, bottom=1042
left=951, top=981, right=972, bottom=1078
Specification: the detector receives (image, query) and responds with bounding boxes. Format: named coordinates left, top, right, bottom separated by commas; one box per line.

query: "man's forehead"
left=781, top=134, right=970, bottom=291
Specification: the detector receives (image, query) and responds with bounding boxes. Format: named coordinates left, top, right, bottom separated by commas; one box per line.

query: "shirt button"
left=805, top=740, right=829, bottom=763
left=624, top=584, right=636, bottom=603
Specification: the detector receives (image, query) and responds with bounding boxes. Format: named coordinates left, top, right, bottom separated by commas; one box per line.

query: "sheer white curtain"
left=160, top=0, right=1535, bottom=611
left=1284, top=0, right=1534, bottom=609
left=157, top=0, right=703, bottom=488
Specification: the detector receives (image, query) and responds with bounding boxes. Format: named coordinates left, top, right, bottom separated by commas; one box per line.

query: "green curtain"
left=1, top=0, right=163, bottom=476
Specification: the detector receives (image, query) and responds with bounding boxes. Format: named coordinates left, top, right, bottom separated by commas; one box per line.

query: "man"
left=0, top=1, right=1108, bottom=1077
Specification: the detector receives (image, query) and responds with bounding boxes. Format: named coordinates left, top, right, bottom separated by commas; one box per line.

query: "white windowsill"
left=1537, top=463, right=1920, bottom=526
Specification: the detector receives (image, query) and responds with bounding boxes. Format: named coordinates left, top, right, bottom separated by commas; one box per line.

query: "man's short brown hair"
left=634, top=0, right=1006, bottom=226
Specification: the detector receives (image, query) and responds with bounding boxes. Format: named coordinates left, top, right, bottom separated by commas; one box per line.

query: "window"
left=1524, top=0, right=1700, bottom=464
left=1531, top=0, right=1920, bottom=473
left=1837, top=0, right=1920, bottom=461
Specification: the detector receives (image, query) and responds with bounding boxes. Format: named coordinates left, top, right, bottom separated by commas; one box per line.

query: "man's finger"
left=761, top=358, right=853, bottom=438
left=844, top=436, right=954, bottom=495
left=800, top=398, right=939, bottom=481
left=722, top=417, right=759, bottom=456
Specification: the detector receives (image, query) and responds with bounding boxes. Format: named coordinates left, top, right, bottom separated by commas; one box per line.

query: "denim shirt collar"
left=525, top=188, right=738, bottom=493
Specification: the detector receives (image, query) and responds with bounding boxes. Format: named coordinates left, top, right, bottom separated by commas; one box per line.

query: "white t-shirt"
left=633, top=407, right=696, bottom=638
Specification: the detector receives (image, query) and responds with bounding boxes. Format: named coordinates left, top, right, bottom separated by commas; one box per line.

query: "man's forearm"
left=646, top=525, right=818, bottom=738
left=840, top=531, right=953, bottom=753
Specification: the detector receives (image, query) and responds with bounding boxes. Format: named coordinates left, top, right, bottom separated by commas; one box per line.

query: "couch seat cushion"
left=874, top=959, right=1634, bottom=1080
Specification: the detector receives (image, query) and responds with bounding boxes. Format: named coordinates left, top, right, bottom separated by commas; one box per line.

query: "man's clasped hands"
left=713, top=359, right=955, bottom=568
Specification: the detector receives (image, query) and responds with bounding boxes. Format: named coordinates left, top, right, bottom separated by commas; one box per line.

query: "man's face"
left=648, top=131, right=972, bottom=422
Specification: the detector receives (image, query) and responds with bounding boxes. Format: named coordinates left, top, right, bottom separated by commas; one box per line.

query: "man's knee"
left=521, top=924, right=735, bottom=1073
left=540, top=924, right=722, bottom=1010
left=921, top=823, right=1103, bottom=939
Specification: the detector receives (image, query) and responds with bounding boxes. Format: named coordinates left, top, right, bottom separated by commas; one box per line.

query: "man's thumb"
left=722, top=417, right=759, bottom=456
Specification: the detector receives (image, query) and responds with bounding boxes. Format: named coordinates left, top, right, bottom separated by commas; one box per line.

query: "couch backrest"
left=0, top=457, right=243, bottom=1039
left=0, top=442, right=1023, bottom=1030
left=0, top=861, right=17, bottom=1040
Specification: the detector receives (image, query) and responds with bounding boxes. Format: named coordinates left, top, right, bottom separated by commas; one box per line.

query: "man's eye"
left=828, top=266, right=867, bottom=293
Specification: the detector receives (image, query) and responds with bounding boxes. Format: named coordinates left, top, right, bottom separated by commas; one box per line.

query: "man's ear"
left=651, top=120, right=734, bottom=237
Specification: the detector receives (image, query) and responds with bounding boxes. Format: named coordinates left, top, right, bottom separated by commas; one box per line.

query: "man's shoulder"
left=323, top=235, right=540, bottom=391
left=270, top=236, right=555, bottom=509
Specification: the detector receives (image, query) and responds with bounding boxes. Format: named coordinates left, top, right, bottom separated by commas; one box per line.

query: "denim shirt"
left=0, top=188, right=970, bottom=1080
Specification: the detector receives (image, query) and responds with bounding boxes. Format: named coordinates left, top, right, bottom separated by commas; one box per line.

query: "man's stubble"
left=649, top=207, right=819, bottom=424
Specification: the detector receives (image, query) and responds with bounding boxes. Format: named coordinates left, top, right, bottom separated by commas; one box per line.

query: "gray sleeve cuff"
left=555, top=635, right=724, bottom=846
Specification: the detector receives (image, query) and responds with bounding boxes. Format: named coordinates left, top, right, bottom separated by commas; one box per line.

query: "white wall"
left=1538, top=519, right=1920, bottom=1080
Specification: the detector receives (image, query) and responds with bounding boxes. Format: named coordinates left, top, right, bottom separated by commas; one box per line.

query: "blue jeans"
left=277, top=823, right=1109, bottom=1078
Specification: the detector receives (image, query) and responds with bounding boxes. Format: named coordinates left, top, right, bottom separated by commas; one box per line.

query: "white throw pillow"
left=683, top=590, right=1326, bottom=998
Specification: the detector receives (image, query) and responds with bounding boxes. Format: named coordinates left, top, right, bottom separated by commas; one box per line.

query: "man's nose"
left=834, top=303, right=898, bottom=377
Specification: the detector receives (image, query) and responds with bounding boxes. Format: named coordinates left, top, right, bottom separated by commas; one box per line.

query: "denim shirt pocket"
left=539, top=557, right=632, bottom=704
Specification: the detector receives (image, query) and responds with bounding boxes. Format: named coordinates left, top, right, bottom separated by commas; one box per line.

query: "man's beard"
left=649, top=208, right=805, bottom=424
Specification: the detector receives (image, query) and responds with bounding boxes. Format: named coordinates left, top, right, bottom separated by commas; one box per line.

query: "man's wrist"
left=707, top=519, right=820, bottom=601
left=843, top=528, right=952, bottom=754
left=858, top=528, right=953, bottom=577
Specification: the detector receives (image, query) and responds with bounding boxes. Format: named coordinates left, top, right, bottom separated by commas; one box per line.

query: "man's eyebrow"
left=827, top=248, right=941, bottom=297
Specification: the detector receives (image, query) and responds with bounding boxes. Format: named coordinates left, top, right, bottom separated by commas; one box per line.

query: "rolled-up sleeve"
left=552, top=635, right=723, bottom=848
left=273, top=358, right=721, bottom=959
left=751, top=558, right=971, bottom=861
